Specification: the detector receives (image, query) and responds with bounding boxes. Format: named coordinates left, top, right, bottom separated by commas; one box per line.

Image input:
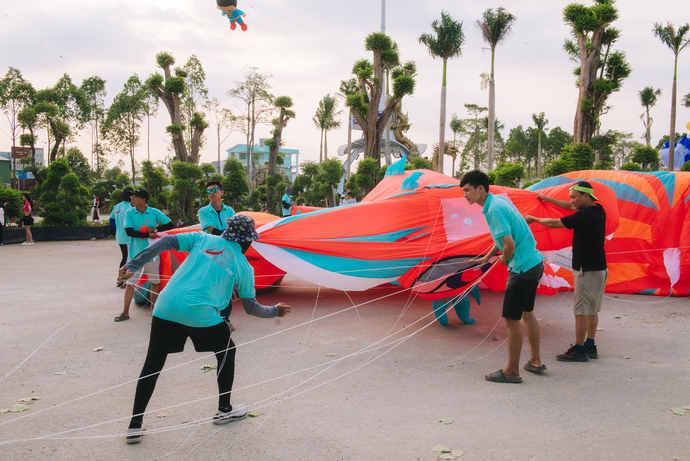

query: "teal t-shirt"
left=123, top=205, right=171, bottom=258
left=482, top=193, right=543, bottom=273
left=112, top=200, right=133, bottom=244
left=282, top=193, right=291, bottom=217
left=153, top=232, right=256, bottom=328
left=198, top=202, right=235, bottom=233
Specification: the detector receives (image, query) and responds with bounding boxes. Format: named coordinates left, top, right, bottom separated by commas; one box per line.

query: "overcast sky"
left=1, top=0, right=688, bottom=176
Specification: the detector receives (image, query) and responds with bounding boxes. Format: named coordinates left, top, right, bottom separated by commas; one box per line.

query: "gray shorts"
left=573, top=269, right=608, bottom=316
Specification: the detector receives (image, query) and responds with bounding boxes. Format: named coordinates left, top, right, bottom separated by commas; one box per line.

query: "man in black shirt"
left=526, top=181, right=607, bottom=362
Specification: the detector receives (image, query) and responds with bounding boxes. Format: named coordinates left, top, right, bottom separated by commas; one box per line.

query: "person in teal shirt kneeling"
left=118, top=214, right=291, bottom=444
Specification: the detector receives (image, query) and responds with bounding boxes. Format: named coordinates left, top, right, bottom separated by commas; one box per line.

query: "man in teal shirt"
left=118, top=214, right=291, bottom=443
left=112, top=187, right=134, bottom=288
left=116, top=188, right=173, bottom=322
left=281, top=187, right=292, bottom=217
left=462, top=170, right=545, bottom=384
left=198, top=181, right=235, bottom=236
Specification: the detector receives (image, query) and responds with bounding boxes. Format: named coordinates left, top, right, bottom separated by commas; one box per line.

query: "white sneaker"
left=125, top=423, right=145, bottom=444
left=212, top=404, right=247, bottom=425
left=21, top=242, right=29, bottom=246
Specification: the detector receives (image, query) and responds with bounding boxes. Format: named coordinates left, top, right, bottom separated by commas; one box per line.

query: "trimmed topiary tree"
left=39, top=158, right=90, bottom=226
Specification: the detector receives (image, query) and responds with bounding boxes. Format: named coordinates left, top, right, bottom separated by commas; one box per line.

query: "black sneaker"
left=585, top=345, right=599, bottom=359
left=556, top=345, right=590, bottom=362
left=213, top=403, right=247, bottom=425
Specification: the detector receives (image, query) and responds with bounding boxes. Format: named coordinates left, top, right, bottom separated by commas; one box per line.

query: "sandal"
left=485, top=369, right=522, bottom=383
left=114, top=314, right=130, bottom=322
left=523, top=362, right=547, bottom=373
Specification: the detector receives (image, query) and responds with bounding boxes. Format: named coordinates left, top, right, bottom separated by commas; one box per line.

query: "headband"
left=569, top=185, right=598, bottom=201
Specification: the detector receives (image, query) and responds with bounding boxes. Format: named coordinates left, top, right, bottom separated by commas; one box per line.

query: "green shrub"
left=620, top=162, right=642, bottom=171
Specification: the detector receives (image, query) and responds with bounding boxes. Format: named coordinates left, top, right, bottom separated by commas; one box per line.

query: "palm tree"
left=476, top=7, right=516, bottom=172
left=419, top=11, right=465, bottom=175
left=532, top=112, right=548, bottom=177
left=312, top=94, right=342, bottom=163
left=653, top=22, right=690, bottom=170
left=638, top=87, right=662, bottom=147
left=338, top=78, right=359, bottom=180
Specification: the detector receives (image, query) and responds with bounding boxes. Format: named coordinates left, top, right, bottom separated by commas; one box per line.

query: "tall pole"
left=382, top=0, right=391, bottom=165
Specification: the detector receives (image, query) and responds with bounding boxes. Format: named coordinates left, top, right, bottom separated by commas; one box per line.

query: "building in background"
left=224, top=139, right=300, bottom=181
left=1, top=147, right=45, bottom=189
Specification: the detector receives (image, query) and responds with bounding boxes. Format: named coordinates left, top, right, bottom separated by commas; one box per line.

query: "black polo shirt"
left=560, top=204, right=607, bottom=272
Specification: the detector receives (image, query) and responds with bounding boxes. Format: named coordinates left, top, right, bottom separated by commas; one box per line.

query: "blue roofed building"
left=224, top=138, right=300, bottom=181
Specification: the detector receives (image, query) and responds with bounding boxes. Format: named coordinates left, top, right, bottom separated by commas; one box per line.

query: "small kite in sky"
left=216, top=0, right=247, bottom=31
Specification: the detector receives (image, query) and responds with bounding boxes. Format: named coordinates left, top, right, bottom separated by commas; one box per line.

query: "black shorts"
left=22, top=216, right=34, bottom=226
left=147, top=316, right=232, bottom=355
left=502, top=261, right=544, bottom=320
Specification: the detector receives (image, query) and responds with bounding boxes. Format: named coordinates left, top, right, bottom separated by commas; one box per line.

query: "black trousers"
left=118, top=244, right=128, bottom=271
left=130, top=317, right=236, bottom=427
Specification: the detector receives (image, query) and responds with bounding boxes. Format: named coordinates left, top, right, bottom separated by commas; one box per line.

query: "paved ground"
left=1, top=239, right=689, bottom=460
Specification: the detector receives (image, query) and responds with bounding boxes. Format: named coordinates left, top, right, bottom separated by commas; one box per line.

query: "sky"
left=1, top=0, right=689, bottom=177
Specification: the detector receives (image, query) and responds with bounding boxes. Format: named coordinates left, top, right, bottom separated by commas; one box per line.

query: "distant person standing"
left=112, top=187, right=135, bottom=288
left=526, top=181, right=607, bottom=362
left=281, top=187, right=292, bottom=217
left=198, top=181, right=236, bottom=329
left=0, top=201, right=7, bottom=246
left=21, top=193, right=34, bottom=246
left=345, top=192, right=357, bottom=204
left=115, top=188, right=174, bottom=322
left=92, top=194, right=100, bottom=222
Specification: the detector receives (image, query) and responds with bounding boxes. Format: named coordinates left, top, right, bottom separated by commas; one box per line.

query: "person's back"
left=483, top=193, right=542, bottom=274
left=154, top=232, right=254, bottom=328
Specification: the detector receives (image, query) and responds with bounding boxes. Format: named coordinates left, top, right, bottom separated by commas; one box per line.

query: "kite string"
left=202, top=284, right=325, bottom=461
left=0, top=272, right=483, bottom=446
left=0, top=282, right=423, bottom=434
left=1, top=263, right=582, bottom=448
left=0, top=317, right=82, bottom=384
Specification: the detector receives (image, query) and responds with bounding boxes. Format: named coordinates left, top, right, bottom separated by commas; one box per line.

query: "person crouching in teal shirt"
left=118, top=214, right=291, bottom=444
left=199, top=180, right=237, bottom=327
left=461, top=170, right=545, bottom=384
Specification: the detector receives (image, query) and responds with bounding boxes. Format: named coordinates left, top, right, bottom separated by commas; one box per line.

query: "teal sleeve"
left=156, top=208, right=171, bottom=226
left=176, top=232, right=197, bottom=252
left=198, top=206, right=213, bottom=232
left=123, top=207, right=133, bottom=229
left=236, top=262, right=256, bottom=299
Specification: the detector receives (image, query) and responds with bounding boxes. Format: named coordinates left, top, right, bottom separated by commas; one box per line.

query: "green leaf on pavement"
left=432, top=445, right=451, bottom=453
left=438, top=419, right=454, bottom=425
left=671, top=408, right=687, bottom=416
left=248, top=411, right=262, bottom=417
left=451, top=449, right=464, bottom=457
left=326, top=353, right=338, bottom=357
left=9, top=404, right=29, bottom=412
